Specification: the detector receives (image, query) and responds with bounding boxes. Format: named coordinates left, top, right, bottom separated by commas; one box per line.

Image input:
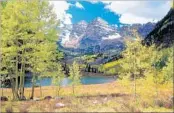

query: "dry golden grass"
left=0, top=81, right=173, bottom=112
left=0, top=81, right=127, bottom=99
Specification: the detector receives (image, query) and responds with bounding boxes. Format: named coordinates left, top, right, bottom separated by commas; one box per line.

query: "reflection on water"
left=24, top=76, right=116, bottom=87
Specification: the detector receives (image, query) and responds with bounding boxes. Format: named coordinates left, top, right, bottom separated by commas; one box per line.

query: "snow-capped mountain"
left=59, top=17, right=155, bottom=54
left=85, top=17, right=116, bottom=39
left=71, top=20, right=88, bottom=38
left=80, top=17, right=123, bottom=51
left=59, top=20, right=87, bottom=48
left=60, top=17, right=123, bottom=53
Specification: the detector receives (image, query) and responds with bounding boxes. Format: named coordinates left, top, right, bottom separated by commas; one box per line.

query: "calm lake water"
left=24, top=76, right=116, bottom=87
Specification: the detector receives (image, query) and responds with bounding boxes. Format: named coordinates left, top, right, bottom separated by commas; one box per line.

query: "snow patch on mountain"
left=61, top=32, right=71, bottom=45
left=59, top=17, right=123, bottom=50
left=102, top=33, right=121, bottom=40
left=59, top=17, right=155, bottom=54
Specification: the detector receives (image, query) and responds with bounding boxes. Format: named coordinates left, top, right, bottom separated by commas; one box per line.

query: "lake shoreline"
left=82, top=72, right=117, bottom=78
left=23, top=73, right=117, bottom=87
left=25, top=71, right=117, bottom=78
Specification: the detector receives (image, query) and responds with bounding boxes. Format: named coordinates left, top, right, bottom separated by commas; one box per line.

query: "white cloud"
left=89, top=0, right=101, bottom=4
left=49, top=1, right=72, bottom=25
left=119, top=13, right=158, bottom=24
left=90, top=1, right=98, bottom=4
left=90, top=0, right=111, bottom=4
left=104, top=1, right=171, bottom=24
left=75, top=2, right=84, bottom=9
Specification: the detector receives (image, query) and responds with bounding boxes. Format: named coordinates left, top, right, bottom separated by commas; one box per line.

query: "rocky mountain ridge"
left=59, top=17, right=155, bottom=54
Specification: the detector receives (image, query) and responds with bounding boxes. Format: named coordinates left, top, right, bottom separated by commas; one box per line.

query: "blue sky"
left=67, top=1, right=120, bottom=25
left=50, top=0, right=171, bottom=25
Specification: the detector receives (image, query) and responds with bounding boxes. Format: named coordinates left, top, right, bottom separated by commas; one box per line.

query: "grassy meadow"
left=1, top=79, right=173, bottom=112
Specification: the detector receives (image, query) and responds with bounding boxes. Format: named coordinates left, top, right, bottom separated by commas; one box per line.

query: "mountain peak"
left=77, top=20, right=88, bottom=25
left=92, top=17, right=108, bottom=25
left=95, top=17, right=103, bottom=20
